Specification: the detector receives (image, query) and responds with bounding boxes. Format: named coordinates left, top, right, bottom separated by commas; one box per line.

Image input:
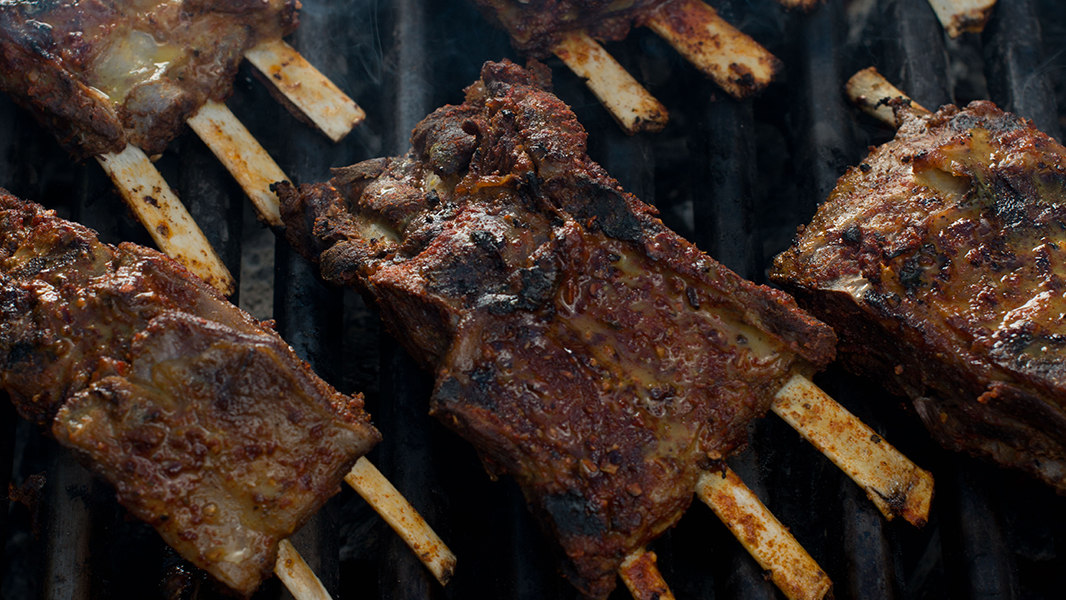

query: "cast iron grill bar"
left=40, top=166, right=151, bottom=600
left=685, top=3, right=777, bottom=595
left=851, top=4, right=1010, bottom=600
left=880, top=0, right=954, bottom=109
left=375, top=3, right=447, bottom=600
left=786, top=0, right=859, bottom=218
left=41, top=449, right=93, bottom=599
left=944, top=2, right=1061, bottom=599
left=176, top=140, right=245, bottom=287
left=940, top=459, right=1020, bottom=600
left=983, top=0, right=1062, bottom=139
left=782, top=3, right=903, bottom=600
left=267, top=3, right=366, bottom=592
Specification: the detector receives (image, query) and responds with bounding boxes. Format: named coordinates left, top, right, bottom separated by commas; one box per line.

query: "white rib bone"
left=345, top=457, right=457, bottom=586
left=551, top=31, right=669, bottom=134
left=186, top=101, right=289, bottom=228
left=244, top=40, right=366, bottom=142
left=697, top=467, right=833, bottom=600
left=96, top=146, right=236, bottom=295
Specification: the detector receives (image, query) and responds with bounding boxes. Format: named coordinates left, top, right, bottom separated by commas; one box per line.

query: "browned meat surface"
left=277, top=60, right=835, bottom=598
left=0, top=190, right=380, bottom=596
left=470, top=0, right=668, bottom=57
left=772, top=101, right=1066, bottom=493
left=0, top=0, right=297, bottom=159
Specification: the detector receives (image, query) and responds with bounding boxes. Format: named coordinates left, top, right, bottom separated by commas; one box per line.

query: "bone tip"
left=903, top=468, right=935, bottom=528
left=435, top=555, right=457, bottom=586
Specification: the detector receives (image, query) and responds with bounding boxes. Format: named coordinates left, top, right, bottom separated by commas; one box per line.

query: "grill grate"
left=1, top=1, right=1065, bottom=599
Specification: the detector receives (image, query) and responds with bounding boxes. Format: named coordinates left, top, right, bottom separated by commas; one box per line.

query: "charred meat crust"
left=0, top=0, right=298, bottom=159
left=278, top=59, right=835, bottom=598
left=0, top=189, right=379, bottom=596
left=772, top=101, right=1066, bottom=492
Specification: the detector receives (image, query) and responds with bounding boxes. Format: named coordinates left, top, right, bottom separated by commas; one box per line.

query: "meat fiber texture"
left=0, top=0, right=298, bottom=159
left=772, top=101, right=1066, bottom=493
left=470, top=0, right=669, bottom=58
left=277, top=59, right=835, bottom=598
left=0, top=190, right=380, bottom=596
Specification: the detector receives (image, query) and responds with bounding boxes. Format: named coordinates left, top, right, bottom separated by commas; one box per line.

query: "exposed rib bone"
left=244, top=40, right=366, bottom=142
left=275, top=539, right=334, bottom=600
left=845, top=67, right=931, bottom=127
left=619, top=548, right=677, bottom=600
left=551, top=31, right=669, bottom=134
left=644, top=0, right=782, bottom=100
left=697, top=467, right=833, bottom=600
left=186, top=101, right=289, bottom=228
left=345, top=457, right=457, bottom=586
left=95, top=43, right=358, bottom=294
left=95, top=146, right=236, bottom=296
left=184, top=101, right=457, bottom=585
left=773, top=375, right=935, bottom=527
left=926, top=0, right=997, bottom=37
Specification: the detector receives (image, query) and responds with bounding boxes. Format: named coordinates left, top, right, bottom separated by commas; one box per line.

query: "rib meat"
left=771, top=101, right=1066, bottom=493
left=276, top=59, right=835, bottom=598
left=0, top=190, right=380, bottom=596
left=469, top=0, right=668, bottom=58
left=0, top=0, right=297, bottom=159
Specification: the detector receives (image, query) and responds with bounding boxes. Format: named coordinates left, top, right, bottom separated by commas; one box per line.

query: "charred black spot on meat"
left=436, top=375, right=496, bottom=410
left=516, top=265, right=556, bottom=311
left=842, top=226, right=863, bottom=245
left=471, top=229, right=501, bottom=252
left=898, top=259, right=924, bottom=291
left=565, top=179, right=642, bottom=243
left=5, top=341, right=35, bottom=367
left=426, top=189, right=441, bottom=207
left=863, top=289, right=902, bottom=312
left=543, top=490, right=607, bottom=537
left=429, top=256, right=504, bottom=301
left=471, top=365, right=496, bottom=387
left=685, top=286, right=700, bottom=309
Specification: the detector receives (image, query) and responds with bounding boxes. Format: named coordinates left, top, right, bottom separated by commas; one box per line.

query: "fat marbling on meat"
left=0, top=190, right=379, bottom=596
left=276, top=59, right=836, bottom=599
left=772, top=101, right=1066, bottom=493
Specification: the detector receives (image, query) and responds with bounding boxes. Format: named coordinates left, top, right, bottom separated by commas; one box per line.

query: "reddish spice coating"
left=277, top=60, right=835, bottom=598
left=0, top=0, right=298, bottom=158
left=0, top=190, right=379, bottom=596
left=772, top=101, right=1066, bottom=493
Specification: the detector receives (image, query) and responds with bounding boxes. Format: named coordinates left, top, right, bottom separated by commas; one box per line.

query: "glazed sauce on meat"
left=772, top=101, right=1066, bottom=492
